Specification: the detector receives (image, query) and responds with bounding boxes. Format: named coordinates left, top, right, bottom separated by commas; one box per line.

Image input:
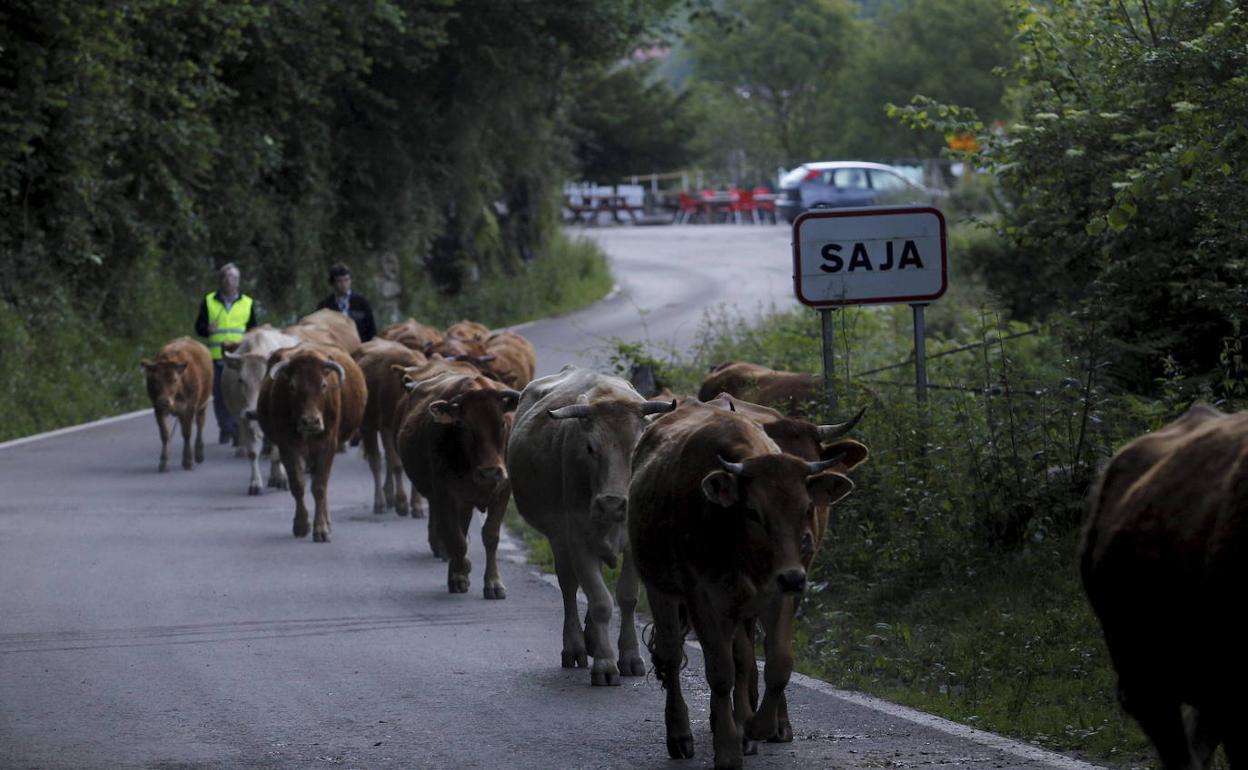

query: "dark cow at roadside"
left=1081, top=403, right=1246, bottom=770
left=507, top=366, right=676, bottom=686
left=141, top=337, right=214, bottom=472
left=629, top=399, right=855, bottom=770
left=479, top=330, right=537, bottom=390
left=256, top=344, right=367, bottom=542
left=397, top=369, right=520, bottom=597
left=379, top=319, right=443, bottom=352
left=352, top=338, right=427, bottom=516
left=699, top=361, right=820, bottom=416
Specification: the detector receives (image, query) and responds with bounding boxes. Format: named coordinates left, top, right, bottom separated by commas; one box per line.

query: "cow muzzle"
left=298, top=416, right=325, bottom=436
left=775, top=568, right=807, bottom=594
left=590, top=494, right=628, bottom=527
left=473, top=465, right=506, bottom=488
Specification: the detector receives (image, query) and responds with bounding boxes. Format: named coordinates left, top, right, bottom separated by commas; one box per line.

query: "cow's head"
left=548, top=395, right=677, bottom=564
left=427, top=383, right=521, bottom=494
left=269, top=354, right=346, bottom=437
left=701, top=453, right=854, bottom=595
left=223, top=350, right=271, bottom=414
left=141, top=357, right=190, bottom=412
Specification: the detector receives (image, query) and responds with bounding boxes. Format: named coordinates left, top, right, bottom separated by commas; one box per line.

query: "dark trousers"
left=212, top=360, right=238, bottom=442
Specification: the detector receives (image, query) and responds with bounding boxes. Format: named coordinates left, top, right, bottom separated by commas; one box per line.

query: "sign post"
left=792, top=206, right=947, bottom=408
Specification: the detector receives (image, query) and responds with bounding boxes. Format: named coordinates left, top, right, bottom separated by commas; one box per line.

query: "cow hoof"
left=742, top=738, right=758, bottom=756
left=561, top=650, right=588, bottom=669
left=619, top=655, right=646, bottom=677
left=590, top=670, right=620, bottom=687
left=182, top=461, right=193, bottom=470
left=395, top=501, right=409, bottom=517
left=373, top=503, right=386, bottom=515
left=666, top=735, right=695, bottom=760
left=159, top=463, right=168, bottom=473
left=448, top=575, right=470, bottom=594
left=483, top=584, right=507, bottom=600
left=313, top=531, right=330, bottom=543
left=268, top=478, right=287, bottom=490
left=293, top=520, right=310, bottom=538
left=768, top=721, right=793, bottom=743
left=248, top=484, right=262, bottom=496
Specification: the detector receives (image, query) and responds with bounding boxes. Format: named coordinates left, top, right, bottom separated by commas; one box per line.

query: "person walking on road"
left=316, top=263, right=376, bottom=342
left=195, top=262, right=257, bottom=444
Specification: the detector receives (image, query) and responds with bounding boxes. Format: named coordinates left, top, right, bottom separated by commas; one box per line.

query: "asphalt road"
left=0, top=225, right=1104, bottom=770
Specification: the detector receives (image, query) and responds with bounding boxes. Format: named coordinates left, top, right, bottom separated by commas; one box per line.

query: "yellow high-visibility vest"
left=204, top=292, right=253, bottom=360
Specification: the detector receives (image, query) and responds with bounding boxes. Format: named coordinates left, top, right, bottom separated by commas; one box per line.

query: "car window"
left=870, top=170, right=910, bottom=192
left=829, top=168, right=869, bottom=189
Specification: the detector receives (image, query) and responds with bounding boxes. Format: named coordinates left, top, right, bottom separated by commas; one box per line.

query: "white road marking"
left=0, top=408, right=151, bottom=451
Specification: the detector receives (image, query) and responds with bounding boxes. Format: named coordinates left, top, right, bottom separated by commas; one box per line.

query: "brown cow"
left=379, top=319, right=443, bottom=352
left=630, top=399, right=855, bottom=770
left=352, top=338, right=426, bottom=516
left=507, top=366, right=675, bottom=685
left=141, top=337, right=213, bottom=472
left=256, top=344, right=367, bottom=542
left=480, top=330, right=537, bottom=389
left=285, top=308, right=362, bottom=354
left=397, top=370, right=519, bottom=597
left=1081, top=403, right=1246, bottom=770
left=445, top=319, right=490, bottom=342
left=699, top=362, right=820, bottom=416
left=425, top=334, right=491, bottom=365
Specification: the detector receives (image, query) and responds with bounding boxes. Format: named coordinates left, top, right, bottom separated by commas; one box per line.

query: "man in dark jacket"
left=315, top=263, right=376, bottom=342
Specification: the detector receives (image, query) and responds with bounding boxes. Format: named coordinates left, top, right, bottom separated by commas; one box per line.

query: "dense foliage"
left=893, top=0, right=1248, bottom=393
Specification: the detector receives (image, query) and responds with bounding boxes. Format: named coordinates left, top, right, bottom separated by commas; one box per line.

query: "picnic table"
left=564, top=194, right=646, bottom=225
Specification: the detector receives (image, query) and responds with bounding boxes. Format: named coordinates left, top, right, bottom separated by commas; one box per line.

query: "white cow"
left=221, top=325, right=301, bottom=494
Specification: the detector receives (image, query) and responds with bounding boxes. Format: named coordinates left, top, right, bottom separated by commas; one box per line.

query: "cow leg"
left=435, top=493, right=472, bottom=593
left=648, top=590, right=694, bottom=760
left=615, top=550, right=646, bottom=677
left=243, top=417, right=264, bottom=495
left=687, top=595, right=745, bottom=770
left=1120, top=684, right=1194, bottom=770
left=382, top=429, right=409, bottom=516
left=427, top=500, right=446, bottom=558
left=550, top=536, right=588, bottom=668
left=361, top=428, right=386, bottom=514
left=480, top=485, right=508, bottom=599
left=747, top=596, right=796, bottom=744
left=310, top=450, right=334, bottom=543
left=732, top=622, right=758, bottom=740
left=194, top=405, right=206, bottom=464
left=154, top=409, right=172, bottom=472
left=179, top=410, right=195, bottom=470
left=280, top=445, right=311, bottom=539
left=572, top=544, right=619, bottom=685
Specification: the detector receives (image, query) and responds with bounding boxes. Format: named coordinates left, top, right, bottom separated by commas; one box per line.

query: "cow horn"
left=717, top=455, right=745, bottom=475
left=640, top=398, right=677, bottom=416
left=816, top=407, right=866, bottom=442
left=806, top=452, right=847, bottom=474
left=322, top=359, right=346, bottom=383
left=267, top=359, right=289, bottom=381
left=223, top=349, right=241, bottom=360
left=548, top=403, right=592, bottom=420
left=500, top=388, right=521, bottom=402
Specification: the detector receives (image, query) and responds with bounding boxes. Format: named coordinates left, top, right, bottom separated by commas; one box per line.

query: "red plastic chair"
left=677, top=192, right=700, bottom=224
left=752, top=186, right=777, bottom=224
left=731, top=188, right=757, bottom=224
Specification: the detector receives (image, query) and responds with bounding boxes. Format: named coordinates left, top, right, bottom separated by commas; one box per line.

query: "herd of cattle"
left=139, top=310, right=1241, bottom=770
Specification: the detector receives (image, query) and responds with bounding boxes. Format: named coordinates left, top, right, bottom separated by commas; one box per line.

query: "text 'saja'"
left=820, top=240, right=924, bottom=273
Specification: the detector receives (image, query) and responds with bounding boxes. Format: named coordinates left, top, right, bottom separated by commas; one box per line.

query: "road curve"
left=0, top=226, right=1103, bottom=769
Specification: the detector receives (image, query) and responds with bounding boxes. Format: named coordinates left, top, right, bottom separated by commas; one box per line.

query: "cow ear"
left=428, top=399, right=460, bottom=424
left=820, top=439, right=868, bottom=470
left=806, top=471, right=854, bottom=507
left=701, top=470, right=739, bottom=507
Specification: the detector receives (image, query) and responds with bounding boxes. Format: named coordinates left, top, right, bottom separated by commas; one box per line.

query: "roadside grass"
left=0, top=230, right=613, bottom=443
left=504, top=221, right=1186, bottom=767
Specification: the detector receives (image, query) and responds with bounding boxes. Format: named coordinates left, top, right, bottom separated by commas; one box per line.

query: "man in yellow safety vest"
left=194, top=262, right=257, bottom=445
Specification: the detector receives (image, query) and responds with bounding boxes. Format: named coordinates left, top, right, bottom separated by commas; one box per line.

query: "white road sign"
left=792, top=206, right=947, bottom=307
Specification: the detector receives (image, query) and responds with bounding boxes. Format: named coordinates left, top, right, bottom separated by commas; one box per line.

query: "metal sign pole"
left=820, top=308, right=837, bottom=416
left=912, top=303, right=928, bottom=402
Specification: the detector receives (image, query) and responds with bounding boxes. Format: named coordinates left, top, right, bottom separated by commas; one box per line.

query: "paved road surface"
left=0, top=226, right=1103, bottom=769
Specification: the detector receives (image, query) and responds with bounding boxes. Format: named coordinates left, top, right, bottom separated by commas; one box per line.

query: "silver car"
left=776, top=161, right=938, bottom=223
